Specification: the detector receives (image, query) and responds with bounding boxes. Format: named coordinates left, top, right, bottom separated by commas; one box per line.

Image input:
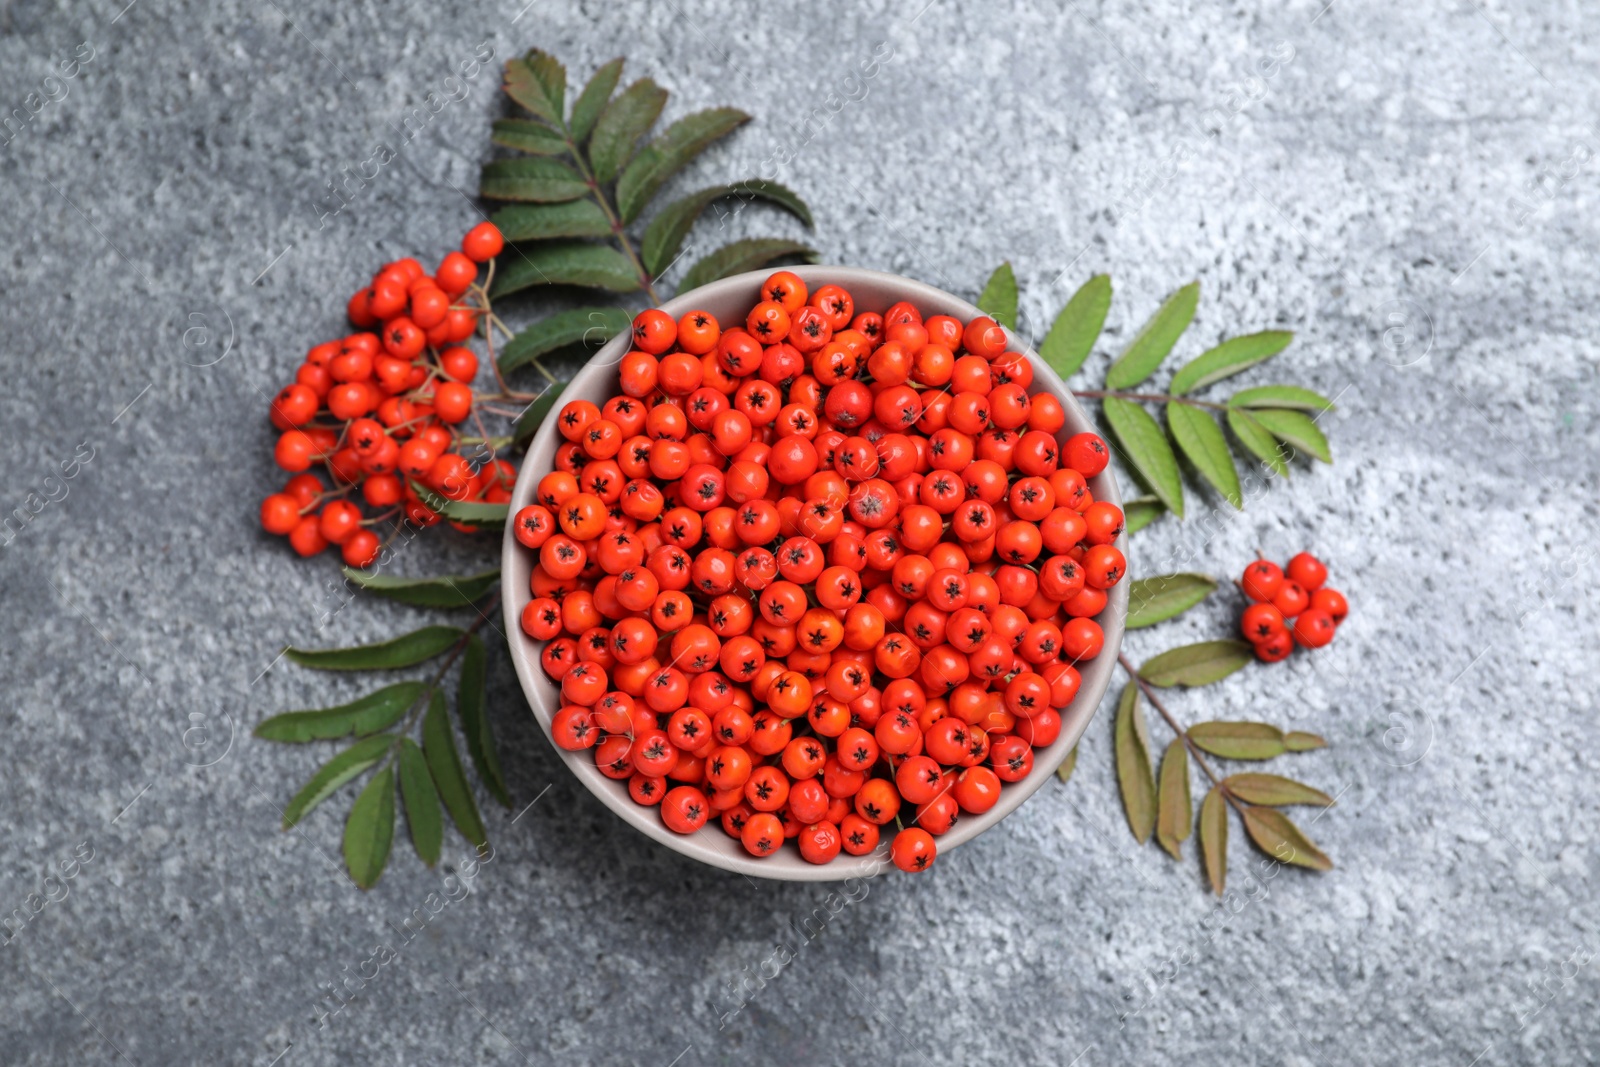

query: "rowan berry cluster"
left=515, top=272, right=1127, bottom=873
left=258, top=222, right=509, bottom=566
left=1238, top=552, right=1347, bottom=661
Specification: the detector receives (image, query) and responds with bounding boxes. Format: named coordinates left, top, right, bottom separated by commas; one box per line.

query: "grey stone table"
left=3, top=0, right=1597, bottom=1063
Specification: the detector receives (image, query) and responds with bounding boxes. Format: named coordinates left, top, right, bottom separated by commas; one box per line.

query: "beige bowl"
left=502, top=266, right=1127, bottom=880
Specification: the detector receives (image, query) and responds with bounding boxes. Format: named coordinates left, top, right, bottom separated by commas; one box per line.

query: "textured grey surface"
left=2, top=0, right=1598, bottom=1064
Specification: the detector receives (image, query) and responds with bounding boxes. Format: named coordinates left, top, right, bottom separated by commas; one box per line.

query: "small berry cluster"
left=1238, top=552, right=1347, bottom=662
left=258, top=222, right=509, bottom=567
left=516, top=272, right=1127, bottom=873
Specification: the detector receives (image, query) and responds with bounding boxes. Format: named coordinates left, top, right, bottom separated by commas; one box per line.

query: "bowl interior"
left=501, top=265, right=1128, bottom=881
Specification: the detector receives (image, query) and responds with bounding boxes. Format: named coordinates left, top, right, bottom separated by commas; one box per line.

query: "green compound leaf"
left=1167, top=403, right=1243, bottom=508
left=1123, top=497, right=1165, bottom=534
left=1039, top=273, right=1111, bottom=380
left=339, top=568, right=501, bottom=609
left=1188, top=721, right=1287, bottom=761
left=343, top=764, right=396, bottom=890
left=588, top=77, right=669, bottom=183
left=398, top=738, right=442, bottom=868
left=423, top=692, right=487, bottom=849
left=1199, top=786, right=1228, bottom=895
left=490, top=241, right=643, bottom=298
left=457, top=635, right=510, bottom=808
left=1248, top=408, right=1332, bottom=464
left=1240, top=805, right=1333, bottom=871
left=1114, top=683, right=1156, bottom=843
left=641, top=180, right=814, bottom=278
left=514, top=384, right=565, bottom=448
left=489, top=118, right=568, bottom=156
left=679, top=238, right=818, bottom=293
left=1125, top=573, right=1217, bottom=630
left=255, top=682, right=423, bottom=742
left=478, top=158, right=588, bottom=203
left=1139, top=640, right=1253, bottom=688
left=503, top=50, right=565, bottom=124
left=1224, top=774, right=1334, bottom=808
left=1104, top=281, right=1198, bottom=390
left=616, top=107, right=750, bottom=224
left=499, top=307, right=632, bottom=376
left=281, top=735, right=394, bottom=829
left=491, top=200, right=613, bottom=242
left=569, top=57, right=624, bottom=145
left=977, top=262, right=1018, bottom=329
left=1169, top=331, right=1292, bottom=395
left=1156, top=739, right=1192, bottom=859
left=286, top=626, right=463, bottom=671
left=1228, top=385, right=1335, bottom=412
left=1227, top=406, right=1289, bottom=478
left=1101, top=397, right=1184, bottom=518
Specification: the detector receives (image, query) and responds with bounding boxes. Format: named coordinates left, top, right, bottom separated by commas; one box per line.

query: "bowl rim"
left=501, top=264, right=1128, bottom=881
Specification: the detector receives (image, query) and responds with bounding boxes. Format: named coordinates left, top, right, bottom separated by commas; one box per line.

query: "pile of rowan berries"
left=257, top=222, right=509, bottom=567
left=515, top=271, right=1127, bottom=873
left=1238, top=552, right=1347, bottom=661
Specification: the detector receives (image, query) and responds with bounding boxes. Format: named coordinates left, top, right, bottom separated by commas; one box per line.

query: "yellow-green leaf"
left=569, top=57, right=624, bottom=145
left=1224, top=774, right=1333, bottom=807
left=1199, top=786, right=1227, bottom=895
left=1229, top=385, right=1334, bottom=412
left=1039, top=274, right=1110, bottom=380
left=1240, top=805, right=1333, bottom=871
left=491, top=200, right=612, bottom=242
left=1125, top=572, right=1217, bottom=630
left=977, top=262, right=1018, bottom=329
left=1227, top=406, right=1289, bottom=477
left=255, top=682, right=423, bottom=742
left=1104, top=281, right=1198, bottom=389
left=1249, top=409, right=1332, bottom=464
left=1156, top=739, right=1192, bottom=859
left=1101, top=396, right=1184, bottom=518
left=616, top=108, right=750, bottom=223
left=1055, top=744, right=1079, bottom=784
left=1169, top=331, right=1292, bottom=395
left=679, top=238, right=817, bottom=293
left=281, top=735, right=393, bottom=829
left=1188, top=721, right=1286, bottom=760
left=1167, top=403, right=1242, bottom=507
left=490, top=241, right=643, bottom=299
left=588, top=78, right=669, bottom=183
left=1285, top=731, right=1327, bottom=752
left=1113, top=684, right=1156, bottom=843
left=286, top=626, right=463, bottom=671
left=423, top=692, right=486, bottom=849
left=1139, top=640, right=1253, bottom=688
left=344, top=764, right=396, bottom=889
left=641, top=181, right=814, bottom=278
left=1123, top=497, right=1164, bottom=534
left=397, top=738, right=442, bottom=867
left=478, top=158, right=588, bottom=203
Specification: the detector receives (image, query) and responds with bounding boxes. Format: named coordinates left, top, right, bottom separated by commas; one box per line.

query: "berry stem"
left=1072, top=390, right=1226, bottom=411
left=1116, top=653, right=1242, bottom=810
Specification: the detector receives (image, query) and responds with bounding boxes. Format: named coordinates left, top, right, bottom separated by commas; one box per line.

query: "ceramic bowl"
left=502, top=265, right=1127, bottom=880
